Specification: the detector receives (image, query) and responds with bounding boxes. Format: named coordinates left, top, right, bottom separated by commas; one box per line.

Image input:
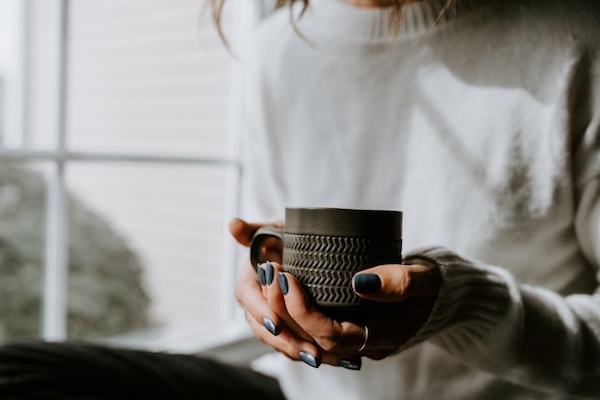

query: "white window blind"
left=0, top=0, right=256, bottom=351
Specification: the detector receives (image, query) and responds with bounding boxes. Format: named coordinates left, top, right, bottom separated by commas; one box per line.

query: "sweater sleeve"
left=403, top=177, right=600, bottom=398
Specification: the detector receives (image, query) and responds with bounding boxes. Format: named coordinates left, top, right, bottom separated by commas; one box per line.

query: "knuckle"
left=234, top=286, right=244, bottom=303
left=244, top=310, right=256, bottom=325
left=266, top=338, right=300, bottom=362
left=282, top=346, right=301, bottom=361
left=317, top=335, right=339, bottom=353
left=251, top=323, right=272, bottom=345
left=402, top=268, right=413, bottom=291
left=267, top=289, right=286, bottom=311
left=235, top=288, right=244, bottom=306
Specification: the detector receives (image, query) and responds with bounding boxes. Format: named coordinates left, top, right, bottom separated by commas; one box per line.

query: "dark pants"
left=0, top=340, right=286, bottom=400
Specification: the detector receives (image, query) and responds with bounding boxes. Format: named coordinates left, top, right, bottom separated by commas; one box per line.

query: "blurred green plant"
left=0, top=161, right=151, bottom=341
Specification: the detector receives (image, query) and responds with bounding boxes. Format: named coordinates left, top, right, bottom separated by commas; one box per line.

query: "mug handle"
left=249, top=226, right=284, bottom=270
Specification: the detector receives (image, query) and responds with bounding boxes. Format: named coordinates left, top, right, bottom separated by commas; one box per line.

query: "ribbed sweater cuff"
left=401, top=247, right=520, bottom=355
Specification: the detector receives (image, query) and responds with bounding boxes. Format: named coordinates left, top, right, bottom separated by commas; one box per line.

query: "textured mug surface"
left=250, top=208, right=403, bottom=308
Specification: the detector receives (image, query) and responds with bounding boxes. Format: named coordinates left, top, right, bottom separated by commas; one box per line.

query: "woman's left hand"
left=261, top=257, right=441, bottom=368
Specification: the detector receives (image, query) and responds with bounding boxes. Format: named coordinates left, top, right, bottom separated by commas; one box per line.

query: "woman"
left=226, top=0, right=600, bottom=398
left=1, top=1, right=598, bottom=399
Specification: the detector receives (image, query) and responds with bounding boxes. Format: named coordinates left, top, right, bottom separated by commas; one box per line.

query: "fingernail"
left=262, top=317, right=279, bottom=336
left=353, top=274, right=381, bottom=294
left=266, top=261, right=275, bottom=285
left=339, top=358, right=362, bottom=371
left=278, top=272, right=289, bottom=295
left=257, top=265, right=266, bottom=286
left=299, top=351, right=320, bottom=368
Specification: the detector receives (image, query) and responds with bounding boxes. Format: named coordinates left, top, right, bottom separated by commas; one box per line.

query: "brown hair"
left=209, top=0, right=457, bottom=43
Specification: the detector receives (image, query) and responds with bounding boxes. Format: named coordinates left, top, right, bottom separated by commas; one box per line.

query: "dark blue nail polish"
left=339, top=358, right=362, bottom=371
left=262, top=317, right=279, bottom=336
left=299, top=351, right=320, bottom=368
left=257, top=266, right=266, bottom=286
left=353, top=274, right=381, bottom=294
left=278, top=272, right=289, bottom=295
left=266, top=261, right=275, bottom=285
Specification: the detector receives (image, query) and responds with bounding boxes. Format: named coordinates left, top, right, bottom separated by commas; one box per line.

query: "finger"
left=235, top=262, right=283, bottom=337
left=246, top=310, right=322, bottom=368
left=352, top=263, right=441, bottom=302
left=229, top=218, right=283, bottom=263
left=280, top=272, right=367, bottom=354
left=305, top=348, right=363, bottom=370
left=322, top=353, right=363, bottom=371
left=263, top=268, right=367, bottom=371
left=228, top=218, right=283, bottom=247
left=263, top=264, right=313, bottom=342
left=257, top=263, right=269, bottom=301
left=228, top=218, right=257, bottom=246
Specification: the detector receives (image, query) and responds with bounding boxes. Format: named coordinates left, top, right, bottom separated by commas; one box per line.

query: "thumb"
left=228, top=218, right=261, bottom=247
left=352, top=263, right=440, bottom=302
left=228, top=218, right=284, bottom=247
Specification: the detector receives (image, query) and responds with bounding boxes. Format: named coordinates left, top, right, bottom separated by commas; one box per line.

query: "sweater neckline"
left=299, top=0, right=490, bottom=42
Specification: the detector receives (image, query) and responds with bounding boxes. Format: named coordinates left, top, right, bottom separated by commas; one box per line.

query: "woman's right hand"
left=229, top=218, right=369, bottom=370
left=228, top=218, right=324, bottom=363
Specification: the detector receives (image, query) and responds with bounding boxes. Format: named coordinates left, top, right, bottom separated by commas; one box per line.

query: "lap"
left=0, top=340, right=285, bottom=400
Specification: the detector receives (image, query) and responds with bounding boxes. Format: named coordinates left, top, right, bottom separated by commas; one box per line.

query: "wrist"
left=400, top=247, right=518, bottom=353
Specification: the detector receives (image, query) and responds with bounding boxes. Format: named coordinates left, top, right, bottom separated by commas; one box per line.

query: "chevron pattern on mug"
left=285, top=234, right=402, bottom=306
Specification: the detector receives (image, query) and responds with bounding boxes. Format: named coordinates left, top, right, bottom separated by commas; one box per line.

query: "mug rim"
left=284, top=207, right=402, bottom=238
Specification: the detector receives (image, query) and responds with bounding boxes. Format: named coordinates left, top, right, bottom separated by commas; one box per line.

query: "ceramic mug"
left=250, top=207, right=403, bottom=313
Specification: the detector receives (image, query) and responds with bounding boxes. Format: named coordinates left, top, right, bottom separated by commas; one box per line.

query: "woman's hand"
left=229, top=218, right=441, bottom=370
left=229, top=218, right=321, bottom=360
left=260, top=259, right=441, bottom=367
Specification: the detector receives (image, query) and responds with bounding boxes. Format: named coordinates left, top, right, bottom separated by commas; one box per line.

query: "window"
left=0, top=0, right=258, bottom=352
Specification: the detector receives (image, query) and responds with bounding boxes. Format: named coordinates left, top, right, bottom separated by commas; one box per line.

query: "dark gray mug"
left=250, top=207, right=403, bottom=312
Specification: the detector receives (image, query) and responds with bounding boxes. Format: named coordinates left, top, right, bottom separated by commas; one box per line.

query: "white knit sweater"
left=239, top=0, right=600, bottom=398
